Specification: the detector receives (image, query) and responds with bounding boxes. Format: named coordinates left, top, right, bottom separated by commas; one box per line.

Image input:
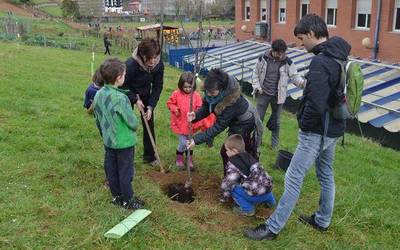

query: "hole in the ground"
left=166, top=182, right=195, bottom=203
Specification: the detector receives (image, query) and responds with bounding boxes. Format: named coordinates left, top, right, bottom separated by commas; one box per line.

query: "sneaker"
left=244, top=223, right=277, bottom=241
left=233, top=206, right=255, bottom=217
left=122, top=198, right=144, bottom=210
left=298, top=214, right=328, bottom=232
left=111, top=196, right=123, bottom=206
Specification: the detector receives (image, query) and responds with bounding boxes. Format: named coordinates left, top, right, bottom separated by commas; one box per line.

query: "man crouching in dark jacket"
left=245, top=14, right=350, bottom=240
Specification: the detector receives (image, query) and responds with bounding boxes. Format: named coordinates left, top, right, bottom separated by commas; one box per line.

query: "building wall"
left=235, top=0, right=400, bottom=62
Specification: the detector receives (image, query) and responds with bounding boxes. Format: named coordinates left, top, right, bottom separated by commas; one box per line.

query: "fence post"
left=241, top=59, right=244, bottom=80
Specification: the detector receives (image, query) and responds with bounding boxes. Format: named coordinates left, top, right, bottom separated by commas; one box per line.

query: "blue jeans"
left=267, top=131, right=337, bottom=234
left=232, top=186, right=276, bottom=213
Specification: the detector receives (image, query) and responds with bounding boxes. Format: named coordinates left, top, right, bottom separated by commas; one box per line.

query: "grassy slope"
left=0, top=41, right=399, bottom=249
left=0, top=12, right=128, bottom=54
left=38, top=5, right=62, bottom=17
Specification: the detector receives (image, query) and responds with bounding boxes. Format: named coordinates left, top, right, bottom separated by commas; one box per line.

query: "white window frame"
left=325, top=0, right=337, bottom=26
left=394, top=0, right=400, bottom=31
left=260, top=0, right=267, bottom=22
left=355, top=0, right=372, bottom=29
left=300, top=0, right=310, bottom=19
left=279, top=0, right=286, bottom=23
left=244, top=0, right=251, bottom=21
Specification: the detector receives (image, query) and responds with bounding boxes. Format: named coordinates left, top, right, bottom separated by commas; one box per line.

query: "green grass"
left=38, top=5, right=63, bottom=17
left=0, top=40, right=399, bottom=249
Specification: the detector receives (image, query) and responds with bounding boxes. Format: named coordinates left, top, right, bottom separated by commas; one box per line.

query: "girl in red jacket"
left=167, top=72, right=215, bottom=170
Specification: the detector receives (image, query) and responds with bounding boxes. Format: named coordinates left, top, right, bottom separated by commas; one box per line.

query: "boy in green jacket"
left=93, top=58, right=144, bottom=210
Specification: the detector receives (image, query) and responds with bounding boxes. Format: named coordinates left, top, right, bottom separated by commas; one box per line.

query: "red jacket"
left=167, top=90, right=215, bottom=135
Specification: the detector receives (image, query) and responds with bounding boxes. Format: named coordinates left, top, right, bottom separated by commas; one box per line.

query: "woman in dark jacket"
left=122, top=38, right=164, bottom=165
left=187, top=69, right=263, bottom=175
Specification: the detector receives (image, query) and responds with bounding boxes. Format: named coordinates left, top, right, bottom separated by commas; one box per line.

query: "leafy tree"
left=61, top=0, right=80, bottom=19
left=207, top=0, right=234, bottom=19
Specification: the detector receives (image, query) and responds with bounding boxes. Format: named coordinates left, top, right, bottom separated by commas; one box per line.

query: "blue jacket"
left=297, top=36, right=351, bottom=138
left=83, top=83, right=101, bottom=109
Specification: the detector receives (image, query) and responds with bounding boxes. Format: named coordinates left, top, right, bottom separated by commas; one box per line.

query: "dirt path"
left=0, top=1, right=32, bottom=17
left=145, top=170, right=274, bottom=232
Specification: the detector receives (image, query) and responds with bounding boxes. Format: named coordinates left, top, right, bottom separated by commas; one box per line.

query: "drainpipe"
left=268, top=0, right=272, bottom=42
left=372, top=0, right=382, bottom=60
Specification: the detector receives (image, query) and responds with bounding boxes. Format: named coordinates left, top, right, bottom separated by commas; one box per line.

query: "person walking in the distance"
left=245, top=14, right=350, bottom=240
left=252, top=39, right=305, bottom=149
left=104, top=34, right=111, bottom=55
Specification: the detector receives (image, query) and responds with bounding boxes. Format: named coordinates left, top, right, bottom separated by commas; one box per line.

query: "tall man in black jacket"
left=245, top=14, right=351, bottom=240
left=122, top=38, right=164, bottom=165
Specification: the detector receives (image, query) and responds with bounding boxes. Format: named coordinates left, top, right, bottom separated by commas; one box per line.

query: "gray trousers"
left=256, top=93, right=283, bottom=148
left=177, top=134, right=189, bottom=152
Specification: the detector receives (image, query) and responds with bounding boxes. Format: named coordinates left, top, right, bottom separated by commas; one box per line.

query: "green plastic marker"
left=104, top=209, right=151, bottom=239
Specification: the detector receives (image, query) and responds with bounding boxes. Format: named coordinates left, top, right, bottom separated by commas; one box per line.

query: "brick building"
left=235, top=0, right=400, bottom=62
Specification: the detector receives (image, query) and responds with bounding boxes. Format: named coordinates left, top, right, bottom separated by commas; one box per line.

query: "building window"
left=279, top=0, right=286, bottom=23
left=326, top=0, right=337, bottom=26
left=244, top=0, right=251, bottom=21
left=356, top=0, right=371, bottom=29
left=394, top=0, right=400, bottom=31
left=260, top=0, right=267, bottom=21
left=300, top=0, right=310, bottom=18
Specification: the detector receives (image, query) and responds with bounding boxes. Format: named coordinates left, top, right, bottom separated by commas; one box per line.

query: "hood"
left=229, top=152, right=258, bottom=176
left=132, top=48, right=161, bottom=72
left=222, top=75, right=240, bottom=98
left=214, top=75, right=241, bottom=114
left=313, top=36, right=351, bottom=61
left=263, top=48, right=287, bottom=62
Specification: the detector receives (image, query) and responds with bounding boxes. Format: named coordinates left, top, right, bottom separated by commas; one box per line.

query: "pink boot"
left=188, top=156, right=194, bottom=170
left=187, top=151, right=194, bottom=171
left=175, top=152, right=184, bottom=169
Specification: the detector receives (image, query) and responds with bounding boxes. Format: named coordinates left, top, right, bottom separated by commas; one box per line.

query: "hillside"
left=0, top=40, right=399, bottom=249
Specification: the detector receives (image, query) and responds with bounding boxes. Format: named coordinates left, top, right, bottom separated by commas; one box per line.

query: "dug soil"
left=145, top=170, right=274, bottom=232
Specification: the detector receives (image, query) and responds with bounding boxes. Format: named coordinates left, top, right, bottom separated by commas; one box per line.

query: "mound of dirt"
left=145, top=170, right=274, bottom=232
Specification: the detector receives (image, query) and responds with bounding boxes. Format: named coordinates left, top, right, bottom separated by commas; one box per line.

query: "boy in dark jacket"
left=245, top=14, right=350, bottom=240
left=221, top=134, right=275, bottom=217
left=93, top=58, right=144, bottom=210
